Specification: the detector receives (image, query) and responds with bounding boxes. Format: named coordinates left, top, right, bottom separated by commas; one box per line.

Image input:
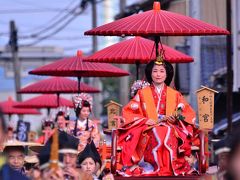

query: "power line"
left=19, top=5, right=80, bottom=38
left=3, top=0, right=105, bottom=47
left=10, top=0, right=70, bottom=10
left=0, top=32, right=9, bottom=36
left=0, top=8, right=74, bottom=14
left=63, top=44, right=91, bottom=50
left=1, top=0, right=105, bottom=39
left=21, top=9, right=84, bottom=46
left=35, top=0, right=78, bottom=31
left=32, top=36, right=90, bottom=40
left=11, top=0, right=78, bottom=36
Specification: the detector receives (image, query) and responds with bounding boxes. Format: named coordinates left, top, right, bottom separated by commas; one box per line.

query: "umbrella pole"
left=47, top=108, right=50, bottom=116
left=135, top=62, right=140, bottom=80
left=154, top=36, right=160, bottom=57
left=77, top=77, right=82, bottom=95
left=57, top=93, right=60, bottom=107
left=159, top=37, right=166, bottom=59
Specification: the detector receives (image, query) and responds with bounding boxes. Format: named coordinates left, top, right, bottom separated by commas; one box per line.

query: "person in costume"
left=0, top=108, right=7, bottom=151
left=55, top=111, right=68, bottom=132
left=215, top=136, right=232, bottom=179
left=203, top=135, right=232, bottom=180
left=71, top=93, right=100, bottom=152
left=37, top=130, right=69, bottom=180
left=59, top=130, right=92, bottom=180
left=24, top=155, right=40, bottom=179
left=7, top=126, right=15, bottom=141
left=38, top=130, right=92, bottom=180
left=78, top=141, right=102, bottom=180
left=118, top=56, right=198, bottom=176
left=223, top=132, right=240, bottom=180
left=3, top=145, right=26, bottom=174
left=0, top=108, right=29, bottom=180
left=36, top=118, right=55, bottom=144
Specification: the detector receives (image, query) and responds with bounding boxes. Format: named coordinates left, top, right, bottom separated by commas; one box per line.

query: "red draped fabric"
left=118, top=84, right=198, bottom=176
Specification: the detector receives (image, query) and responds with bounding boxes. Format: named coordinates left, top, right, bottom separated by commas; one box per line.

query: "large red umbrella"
left=14, top=94, right=74, bottom=115
left=18, top=77, right=100, bottom=106
left=84, top=36, right=193, bottom=79
left=29, top=52, right=130, bottom=93
left=15, top=94, right=74, bottom=108
left=84, top=1, right=229, bottom=57
left=85, top=1, right=229, bottom=37
left=0, top=97, right=40, bottom=118
left=18, top=77, right=100, bottom=94
left=29, top=53, right=130, bottom=78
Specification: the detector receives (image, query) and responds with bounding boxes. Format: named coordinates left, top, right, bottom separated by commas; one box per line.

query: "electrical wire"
left=2, top=0, right=105, bottom=47
left=63, top=44, right=91, bottom=50
left=36, top=36, right=89, bottom=40
left=19, top=5, right=80, bottom=38
left=2, top=0, right=104, bottom=39
left=0, top=8, right=75, bottom=14
left=21, top=9, right=84, bottom=46
left=10, top=0, right=69, bottom=10
left=16, top=0, right=77, bottom=35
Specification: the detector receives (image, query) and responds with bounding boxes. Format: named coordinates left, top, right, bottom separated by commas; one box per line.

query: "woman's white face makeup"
left=79, top=107, right=90, bottom=120
left=151, top=64, right=167, bottom=86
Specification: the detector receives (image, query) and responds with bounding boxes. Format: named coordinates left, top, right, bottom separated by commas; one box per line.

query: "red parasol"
left=84, top=36, right=193, bottom=79
left=14, top=94, right=74, bottom=115
left=18, top=77, right=100, bottom=107
left=84, top=2, right=229, bottom=37
left=84, top=37, right=193, bottom=64
left=18, top=77, right=100, bottom=94
left=28, top=52, right=130, bottom=94
left=29, top=53, right=130, bottom=78
left=14, top=94, right=74, bottom=109
left=0, top=97, right=40, bottom=118
left=84, top=1, right=229, bottom=58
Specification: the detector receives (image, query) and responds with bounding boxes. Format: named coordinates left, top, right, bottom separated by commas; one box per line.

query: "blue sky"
left=0, top=0, right=139, bottom=131
left=0, top=0, right=138, bottom=92
left=0, top=0, right=104, bottom=54
left=0, top=0, right=138, bottom=54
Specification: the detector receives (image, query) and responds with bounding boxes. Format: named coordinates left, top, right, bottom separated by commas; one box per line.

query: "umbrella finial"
left=8, top=96, right=13, bottom=102
left=153, top=1, right=161, bottom=11
left=77, top=50, right=83, bottom=57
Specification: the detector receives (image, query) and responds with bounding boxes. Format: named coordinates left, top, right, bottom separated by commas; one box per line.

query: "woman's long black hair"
left=74, top=100, right=91, bottom=136
left=54, top=111, right=65, bottom=122
left=145, top=60, right=174, bottom=86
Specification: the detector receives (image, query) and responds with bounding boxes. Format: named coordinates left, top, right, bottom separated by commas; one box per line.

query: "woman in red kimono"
left=36, top=119, right=55, bottom=144
left=118, top=57, right=198, bottom=176
left=70, top=93, right=100, bottom=152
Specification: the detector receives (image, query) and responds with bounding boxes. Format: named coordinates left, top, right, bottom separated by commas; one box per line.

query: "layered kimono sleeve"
left=90, top=121, right=100, bottom=147
left=119, top=92, right=148, bottom=166
left=176, top=92, right=196, bottom=126
left=121, top=92, right=147, bottom=126
left=175, top=91, right=198, bottom=150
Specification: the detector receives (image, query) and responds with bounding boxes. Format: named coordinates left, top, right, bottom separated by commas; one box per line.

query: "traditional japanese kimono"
left=118, top=84, right=198, bottom=176
left=69, top=118, right=100, bottom=152
left=35, top=129, right=54, bottom=144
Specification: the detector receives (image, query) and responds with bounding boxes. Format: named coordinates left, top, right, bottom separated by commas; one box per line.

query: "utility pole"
left=226, top=0, right=233, bottom=133
left=91, top=0, right=102, bottom=118
left=92, top=0, right=97, bottom=53
left=9, top=20, right=22, bottom=102
left=119, top=0, right=130, bottom=106
left=189, top=0, right=201, bottom=110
